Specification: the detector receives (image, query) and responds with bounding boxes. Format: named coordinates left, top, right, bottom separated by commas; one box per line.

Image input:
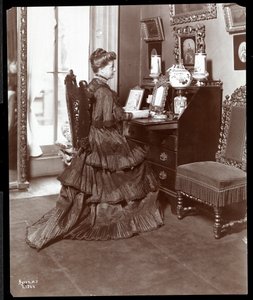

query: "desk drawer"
left=161, top=135, right=178, bottom=151
left=148, top=162, right=176, bottom=191
left=147, top=146, right=176, bottom=170
left=125, top=123, right=149, bottom=143
left=125, top=123, right=168, bottom=145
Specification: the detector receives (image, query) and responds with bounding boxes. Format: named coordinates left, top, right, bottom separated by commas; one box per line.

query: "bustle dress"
left=26, top=77, right=164, bottom=250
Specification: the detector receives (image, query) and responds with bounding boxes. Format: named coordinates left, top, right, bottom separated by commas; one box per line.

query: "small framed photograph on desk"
left=124, top=87, right=145, bottom=111
left=149, top=75, right=169, bottom=119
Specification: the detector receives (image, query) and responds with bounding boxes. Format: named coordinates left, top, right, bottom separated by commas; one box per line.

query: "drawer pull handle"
left=160, top=152, right=168, bottom=161
left=159, top=171, right=167, bottom=180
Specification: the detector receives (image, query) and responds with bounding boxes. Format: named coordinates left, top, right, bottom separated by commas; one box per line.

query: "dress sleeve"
left=113, top=94, right=133, bottom=121
left=93, top=86, right=132, bottom=128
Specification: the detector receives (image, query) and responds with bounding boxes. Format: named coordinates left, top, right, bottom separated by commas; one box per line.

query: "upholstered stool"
left=176, top=161, right=246, bottom=238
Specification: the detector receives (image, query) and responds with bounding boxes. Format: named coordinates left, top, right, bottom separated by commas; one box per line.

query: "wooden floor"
left=8, top=176, right=248, bottom=296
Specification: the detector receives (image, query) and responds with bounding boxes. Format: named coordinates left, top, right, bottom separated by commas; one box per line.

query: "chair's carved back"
left=64, top=70, right=91, bottom=150
left=215, top=85, right=246, bottom=171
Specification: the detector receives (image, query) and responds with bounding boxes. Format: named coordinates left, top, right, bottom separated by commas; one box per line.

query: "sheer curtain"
left=90, top=6, right=119, bottom=91
left=27, top=7, right=54, bottom=157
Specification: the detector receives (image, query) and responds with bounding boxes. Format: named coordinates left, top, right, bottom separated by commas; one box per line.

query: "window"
left=27, top=6, right=90, bottom=148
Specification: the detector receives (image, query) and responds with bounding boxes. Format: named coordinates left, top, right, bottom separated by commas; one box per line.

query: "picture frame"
left=169, top=4, right=217, bottom=25
left=173, top=24, right=206, bottom=68
left=124, top=86, right=145, bottom=111
left=141, top=17, right=164, bottom=42
left=234, top=34, right=246, bottom=70
left=223, top=3, right=246, bottom=34
left=149, top=75, right=169, bottom=114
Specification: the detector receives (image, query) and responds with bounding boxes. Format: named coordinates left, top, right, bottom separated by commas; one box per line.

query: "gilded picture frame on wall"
left=169, top=4, right=217, bottom=25
left=141, top=17, right=164, bottom=42
left=173, top=24, right=206, bottom=69
left=223, top=3, right=246, bottom=33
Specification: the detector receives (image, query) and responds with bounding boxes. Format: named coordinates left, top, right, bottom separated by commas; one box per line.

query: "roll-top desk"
left=124, top=83, right=223, bottom=203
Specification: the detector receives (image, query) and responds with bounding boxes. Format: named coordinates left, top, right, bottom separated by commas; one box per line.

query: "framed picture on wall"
left=169, top=4, right=217, bottom=25
left=223, top=3, right=246, bottom=33
left=141, top=17, right=164, bottom=42
left=234, top=34, right=246, bottom=70
left=173, top=24, right=206, bottom=69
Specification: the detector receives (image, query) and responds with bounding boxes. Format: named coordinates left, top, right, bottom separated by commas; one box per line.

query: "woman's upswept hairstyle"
left=90, top=48, right=116, bottom=73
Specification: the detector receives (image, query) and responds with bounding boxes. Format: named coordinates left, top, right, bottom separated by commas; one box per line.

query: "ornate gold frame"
left=13, top=7, right=29, bottom=189
left=223, top=3, right=246, bottom=34
left=169, top=4, right=217, bottom=25
left=149, top=75, right=169, bottom=114
left=173, top=24, right=206, bottom=67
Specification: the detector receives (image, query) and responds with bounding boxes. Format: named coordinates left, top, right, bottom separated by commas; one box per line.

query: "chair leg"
left=177, top=191, right=184, bottom=220
left=213, top=206, right=222, bottom=239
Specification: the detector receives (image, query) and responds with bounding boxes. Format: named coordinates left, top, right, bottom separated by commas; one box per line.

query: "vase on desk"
left=173, top=89, right=187, bottom=118
left=167, top=64, right=192, bottom=88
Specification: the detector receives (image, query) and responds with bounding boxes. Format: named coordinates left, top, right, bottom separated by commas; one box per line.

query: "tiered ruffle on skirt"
left=26, top=126, right=164, bottom=250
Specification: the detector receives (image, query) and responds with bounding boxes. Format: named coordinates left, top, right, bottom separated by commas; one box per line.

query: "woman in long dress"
left=26, top=48, right=164, bottom=251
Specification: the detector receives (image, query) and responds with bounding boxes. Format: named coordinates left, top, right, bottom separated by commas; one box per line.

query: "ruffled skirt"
left=26, top=126, right=164, bottom=250
left=26, top=186, right=163, bottom=250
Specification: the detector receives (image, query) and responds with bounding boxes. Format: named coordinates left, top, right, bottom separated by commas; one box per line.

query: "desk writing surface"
left=130, top=118, right=178, bottom=130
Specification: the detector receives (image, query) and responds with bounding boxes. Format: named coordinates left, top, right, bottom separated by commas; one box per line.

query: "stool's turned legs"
left=213, top=206, right=222, bottom=239
left=177, top=191, right=184, bottom=220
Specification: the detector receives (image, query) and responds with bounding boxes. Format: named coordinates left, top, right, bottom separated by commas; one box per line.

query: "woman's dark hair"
left=90, top=48, right=116, bottom=73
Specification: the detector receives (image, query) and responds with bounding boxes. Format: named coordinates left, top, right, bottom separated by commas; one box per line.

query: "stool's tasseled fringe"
left=176, top=176, right=246, bottom=207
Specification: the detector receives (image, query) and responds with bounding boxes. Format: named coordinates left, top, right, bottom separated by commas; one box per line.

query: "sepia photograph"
left=2, top=2, right=247, bottom=298
left=181, top=36, right=196, bottom=66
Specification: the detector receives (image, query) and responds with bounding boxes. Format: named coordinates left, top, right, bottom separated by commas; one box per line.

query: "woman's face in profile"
left=98, top=60, right=116, bottom=80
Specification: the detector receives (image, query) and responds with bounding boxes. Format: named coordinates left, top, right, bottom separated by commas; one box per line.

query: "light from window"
left=28, top=6, right=90, bottom=146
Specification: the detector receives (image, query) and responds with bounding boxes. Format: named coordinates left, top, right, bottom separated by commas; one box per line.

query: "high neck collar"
left=94, top=74, right=108, bottom=83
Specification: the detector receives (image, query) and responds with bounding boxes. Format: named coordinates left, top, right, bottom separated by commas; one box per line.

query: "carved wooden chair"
left=175, top=85, right=246, bottom=239
left=57, top=70, right=91, bottom=165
